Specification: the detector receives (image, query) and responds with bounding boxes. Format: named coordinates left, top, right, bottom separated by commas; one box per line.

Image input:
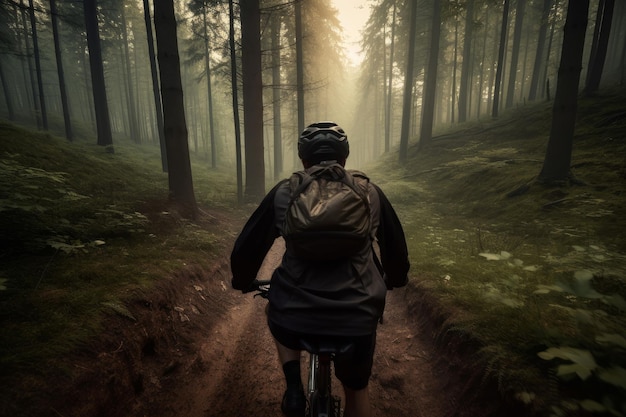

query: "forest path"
left=145, top=241, right=460, bottom=417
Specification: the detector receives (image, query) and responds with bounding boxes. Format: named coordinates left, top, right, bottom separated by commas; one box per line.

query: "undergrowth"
left=0, top=123, right=240, bottom=406
left=369, top=90, right=626, bottom=417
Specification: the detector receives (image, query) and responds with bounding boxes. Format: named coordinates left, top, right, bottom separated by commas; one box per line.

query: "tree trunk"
left=295, top=0, right=305, bottom=137
left=143, top=0, right=167, bottom=171
left=0, top=60, right=15, bottom=121
left=541, top=0, right=559, bottom=100
left=505, top=0, right=526, bottom=108
left=200, top=8, right=217, bottom=169
left=584, top=0, right=615, bottom=95
left=538, top=0, right=590, bottom=183
left=385, top=1, right=397, bottom=153
left=229, top=0, right=243, bottom=204
left=49, top=0, right=72, bottom=140
left=451, top=17, right=459, bottom=123
left=418, top=0, right=442, bottom=150
left=240, top=0, right=265, bottom=200
left=528, top=0, right=553, bottom=101
left=153, top=0, right=197, bottom=217
left=399, top=0, right=418, bottom=162
left=120, top=5, right=140, bottom=143
left=492, top=0, right=511, bottom=118
left=28, top=0, right=47, bottom=130
left=19, top=0, right=39, bottom=128
left=477, top=7, right=489, bottom=118
left=271, top=12, right=283, bottom=180
left=458, top=0, right=475, bottom=123
left=84, top=0, right=114, bottom=150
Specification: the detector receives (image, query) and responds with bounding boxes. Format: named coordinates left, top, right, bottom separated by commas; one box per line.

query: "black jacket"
left=231, top=172, right=409, bottom=336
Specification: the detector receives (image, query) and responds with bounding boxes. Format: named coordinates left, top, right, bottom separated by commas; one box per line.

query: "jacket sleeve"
left=372, top=184, right=410, bottom=289
left=230, top=182, right=284, bottom=291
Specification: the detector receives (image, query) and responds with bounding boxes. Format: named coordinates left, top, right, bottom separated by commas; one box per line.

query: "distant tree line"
left=0, top=0, right=624, bottom=208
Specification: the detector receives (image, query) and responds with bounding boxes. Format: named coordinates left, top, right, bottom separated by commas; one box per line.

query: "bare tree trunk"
left=50, top=0, right=72, bottom=140
left=19, top=0, right=39, bottom=127
left=0, top=60, right=15, bottom=121
left=28, top=0, right=47, bottom=130
left=84, top=0, right=113, bottom=150
left=529, top=0, right=553, bottom=101
left=385, top=1, right=397, bottom=153
left=399, top=0, right=418, bottom=162
left=492, top=0, right=510, bottom=118
left=202, top=7, right=217, bottom=168
left=229, top=0, right=243, bottom=204
left=295, top=0, right=305, bottom=137
left=541, top=0, right=559, bottom=100
left=240, top=0, right=265, bottom=200
left=451, top=17, right=459, bottom=123
left=477, top=7, right=489, bottom=118
left=584, top=0, right=615, bottom=95
left=505, top=0, right=526, bottom=108
left=271, top=12, right=283, bottom=180
left=418, top=0, right=442, bottom=150
left=143, top=0, right=167, bottom=171
left=120, top=5, right=140, bottom=143
left=538, top=0, right=590, bottom=183
left=154, top=0, right=197, bottom=217
left=458, top=0, right=475, bottom=123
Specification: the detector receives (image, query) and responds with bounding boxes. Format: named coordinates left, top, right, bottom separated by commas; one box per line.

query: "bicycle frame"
left=307, top=352, right=340, bottom=417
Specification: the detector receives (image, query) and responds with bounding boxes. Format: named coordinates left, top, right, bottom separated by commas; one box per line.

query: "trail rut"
left=144, top=241, right=462, bottom=417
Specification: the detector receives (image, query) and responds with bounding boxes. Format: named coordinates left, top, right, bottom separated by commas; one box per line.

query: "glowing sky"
left=332, top=1, right=371, bottom=65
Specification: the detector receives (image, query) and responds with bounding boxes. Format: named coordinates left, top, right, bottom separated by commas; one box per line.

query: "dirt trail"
left=142, top=241, right=461, bottom=417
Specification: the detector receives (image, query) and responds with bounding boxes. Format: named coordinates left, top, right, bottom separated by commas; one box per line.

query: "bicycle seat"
left=298, top=337, right=355, bottom=355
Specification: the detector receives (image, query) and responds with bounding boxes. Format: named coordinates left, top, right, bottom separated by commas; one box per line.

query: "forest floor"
left=39, top=234, right=518, bottom=417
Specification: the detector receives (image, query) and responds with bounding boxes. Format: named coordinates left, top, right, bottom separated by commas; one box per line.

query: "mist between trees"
left=0, top=0, right=624, bottom=205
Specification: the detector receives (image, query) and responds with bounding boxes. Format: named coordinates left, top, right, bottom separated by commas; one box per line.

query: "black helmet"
left=298, top=121, right=349, bottom=163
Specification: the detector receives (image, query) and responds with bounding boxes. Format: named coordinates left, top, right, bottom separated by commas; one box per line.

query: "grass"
left=0, top=124, right=243, bottom=405
left=1, top=89, right=625, bottom=417
left=367, top=90, right=626, bottom=416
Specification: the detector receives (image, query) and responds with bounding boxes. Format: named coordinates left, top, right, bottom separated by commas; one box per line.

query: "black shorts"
left=268, top=320, right=376, bottom=390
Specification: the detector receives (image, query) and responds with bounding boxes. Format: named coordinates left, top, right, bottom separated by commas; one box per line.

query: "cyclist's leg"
left=275, top=338, right=301, bottom=364
left=343, top=385, right=371, bottom=417
left=268, top=321, right=306, bottom=417
left=333, top=332, right=376, bottom=417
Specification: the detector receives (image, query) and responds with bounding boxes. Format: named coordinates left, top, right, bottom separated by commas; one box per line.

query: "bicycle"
left=249, top=279, right=352, bottom=417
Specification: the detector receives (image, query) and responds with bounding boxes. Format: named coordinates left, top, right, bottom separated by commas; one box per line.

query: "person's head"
left=298, top=121, right=349, bottom=168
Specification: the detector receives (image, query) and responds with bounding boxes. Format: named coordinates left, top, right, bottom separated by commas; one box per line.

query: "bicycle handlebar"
left=244, top=279, right=271, bottom=298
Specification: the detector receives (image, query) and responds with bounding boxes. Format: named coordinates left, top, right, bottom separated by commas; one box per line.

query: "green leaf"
left=606, top=294, right=626, bottom=311
left=557, top=363, right=593, bottom=380
left=579, top=399, right=606, bottom=412
left=534, top=284, right=564, bottom=294
left=598, top=367, right=626, bottom=390
left=596, top=333, right=626, bottom=349
left=537, top=347, right=597, bottom=380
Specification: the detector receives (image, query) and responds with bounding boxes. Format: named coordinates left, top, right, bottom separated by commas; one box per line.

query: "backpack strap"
left=288, top=163, right=371, bottom=208
left=288, top=171, right=314, bottom=203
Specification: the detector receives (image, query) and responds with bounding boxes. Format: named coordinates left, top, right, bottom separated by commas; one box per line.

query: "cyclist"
left=231, top=121, right=410, bottom=417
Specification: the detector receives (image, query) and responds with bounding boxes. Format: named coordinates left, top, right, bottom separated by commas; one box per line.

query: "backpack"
left=282, top=162, right=371, bottom=261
